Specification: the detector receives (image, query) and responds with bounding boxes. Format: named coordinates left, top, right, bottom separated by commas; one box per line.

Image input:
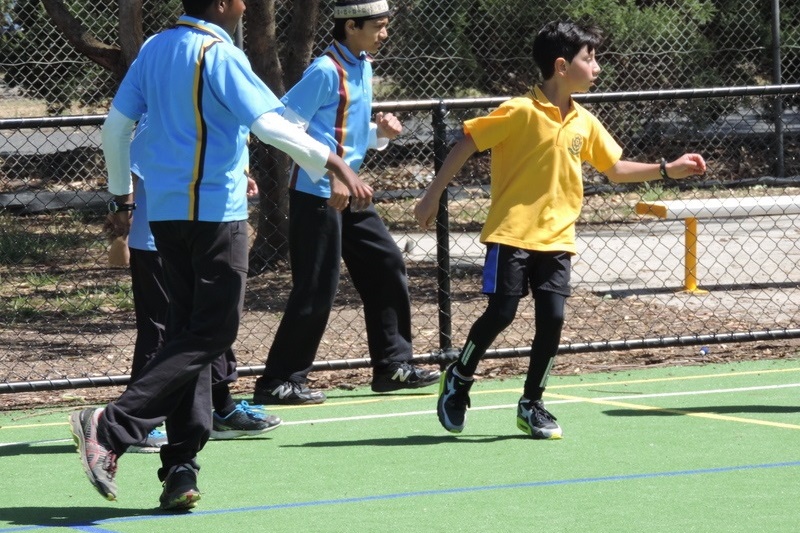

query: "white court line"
left=3, top=382, right=798, bottom=445
left=281, top=382, right=800, bottom=426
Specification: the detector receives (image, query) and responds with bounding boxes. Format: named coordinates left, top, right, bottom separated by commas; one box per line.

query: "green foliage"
left=0, top=0, right=792, bottom=109
left=381, top=0, right=733, bottom=99
left=566, top=0, right=718, bottom=91
left=383, top=0, right=479, bottom=98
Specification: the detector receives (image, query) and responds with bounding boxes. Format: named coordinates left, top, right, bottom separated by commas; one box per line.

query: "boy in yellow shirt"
left=415, top=20, right=706, bottom=439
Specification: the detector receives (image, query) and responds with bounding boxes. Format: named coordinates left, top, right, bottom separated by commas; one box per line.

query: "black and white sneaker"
left=371, top=362, right=441, bottom=393
left=437, top=363, right=473, bottom=433
left=253, top=380, right=326, bottom=405
left=516, top=398, right=563, bottom=440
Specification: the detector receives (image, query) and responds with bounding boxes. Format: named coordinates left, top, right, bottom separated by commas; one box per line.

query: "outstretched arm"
left=250, top=111, right=373, bottom=210
left=414, top=133, right=478, bottom=230
left=605, top=153, right=707, bottom=184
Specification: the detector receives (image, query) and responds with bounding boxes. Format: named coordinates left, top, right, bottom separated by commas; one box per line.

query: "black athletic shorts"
left=481, top=243, right=572, bottom=297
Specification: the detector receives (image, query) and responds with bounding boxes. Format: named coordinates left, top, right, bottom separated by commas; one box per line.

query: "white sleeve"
left=250, top=111, right=330, bottom=182
left=368, top=122, right=390, bottom=151
left=282, top=107, right=310, bottom=131
left=101, top=105, right=137, bottom=195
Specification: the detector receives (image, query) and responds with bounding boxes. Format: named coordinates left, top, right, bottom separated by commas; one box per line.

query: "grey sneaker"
left=159, top=464, right=201, bottom=511
left=128, top=427, right=167, bottom=453
left=69, top=407, right=118, bottom=501
left=516, top=398, right=563, bottom=439
left=436, top=363, right=473, bottom=433
left=210, top=401, right=282, bottom=439
left=253, top=380, right=327, bottom=405
left=372, top=362, right=441, bottom=393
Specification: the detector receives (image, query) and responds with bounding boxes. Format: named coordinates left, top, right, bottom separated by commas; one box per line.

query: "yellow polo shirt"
left=465, top=86, right=622, bottom=254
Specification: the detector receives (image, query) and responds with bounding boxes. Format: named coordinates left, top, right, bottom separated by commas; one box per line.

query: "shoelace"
left=103, top=452, right=118, bottom=478
left=531, top=401, right=557, bottom=423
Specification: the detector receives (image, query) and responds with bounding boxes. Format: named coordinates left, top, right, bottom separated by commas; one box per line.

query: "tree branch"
left=40, top=0, right=126, bottom=79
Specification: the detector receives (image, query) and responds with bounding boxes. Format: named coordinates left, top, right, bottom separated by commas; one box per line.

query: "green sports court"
left=1, top=358, right=798, bottom=532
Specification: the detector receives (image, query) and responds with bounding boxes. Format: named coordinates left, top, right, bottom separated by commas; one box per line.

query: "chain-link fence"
left=1, top=1, right=800, bottom=400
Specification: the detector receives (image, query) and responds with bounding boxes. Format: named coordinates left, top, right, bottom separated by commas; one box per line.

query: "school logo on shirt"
left=568, top=134, right=583, bottom=156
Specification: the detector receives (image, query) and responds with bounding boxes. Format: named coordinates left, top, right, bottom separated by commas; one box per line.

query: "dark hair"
left=182, top=0, right=216, bottom=17
left=532, top=20, right=604, bottom=80
left=332, top=18, right=367, bottom=42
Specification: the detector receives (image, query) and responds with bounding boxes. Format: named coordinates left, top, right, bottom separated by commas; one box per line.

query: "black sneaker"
left=437, top=363, right=473, bottom=433
left=210, top=401, right=282, bottom=439
left=69, top=407, right=118, bottom=501
left=516, top=398, right=563, bottom=440
left=253, top=380, right=327, bottom=405
left=371, top=362, right=441, bottom=393
left=159, top=464, right=201, bottom=511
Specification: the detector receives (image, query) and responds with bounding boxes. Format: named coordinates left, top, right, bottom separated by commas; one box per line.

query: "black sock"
left=213, top=386, right=236, bottom=417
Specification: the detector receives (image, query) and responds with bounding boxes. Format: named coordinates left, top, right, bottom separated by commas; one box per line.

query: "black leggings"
left=454, top=291, right=566, bottom=400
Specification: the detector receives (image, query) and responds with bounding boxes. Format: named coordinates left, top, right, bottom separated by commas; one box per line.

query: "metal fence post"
left=771, top=0, right=785, bottom=177
left=432, top=101, right=452, bottom=356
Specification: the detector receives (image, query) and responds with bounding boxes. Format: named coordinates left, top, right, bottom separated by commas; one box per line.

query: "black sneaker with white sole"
left=371, top=362, right=441, bottom=393
left=253, top=380, right=327, bottom=405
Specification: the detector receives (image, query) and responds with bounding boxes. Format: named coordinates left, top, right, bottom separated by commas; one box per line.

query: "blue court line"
left=2, top=460, right=799, bottom=532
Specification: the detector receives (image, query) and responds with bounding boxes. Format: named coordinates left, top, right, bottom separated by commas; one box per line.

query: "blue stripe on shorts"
left=482, top=243, right=499, bottom=294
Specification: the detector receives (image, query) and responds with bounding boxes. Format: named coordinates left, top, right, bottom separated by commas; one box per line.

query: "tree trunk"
left=245, top=0, right=320, bottom=276
left=284, top=0, right=320, bottom=87
left=118, top=0, right=144, bottom=69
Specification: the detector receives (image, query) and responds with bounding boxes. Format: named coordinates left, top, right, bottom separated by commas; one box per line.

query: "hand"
left=103, top=213, right=116, bottom=238
left=105, top=212, right=132, bottom=239
left=414, top=193, right=439, bottom=230
left=246, top=176, right=259, bottom=197
left=325, top=154, right=373, bottom=212
left=667, top=153, right=707, bottom=179
left=375, top=112, right=402, bottom=140
left=328, top=177, right=350, bottom=211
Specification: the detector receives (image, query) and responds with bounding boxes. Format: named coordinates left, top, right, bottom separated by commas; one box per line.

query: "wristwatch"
left=107, top=199, right=137, bottom=213
left=659, top=158, right=672, bottom=180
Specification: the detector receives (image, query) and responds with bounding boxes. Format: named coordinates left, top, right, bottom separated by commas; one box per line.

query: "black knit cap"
left=334, top=0, right=391, bottom=20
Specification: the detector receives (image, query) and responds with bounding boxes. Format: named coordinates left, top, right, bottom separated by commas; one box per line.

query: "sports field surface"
left=1, top=358, right=798, bottom=532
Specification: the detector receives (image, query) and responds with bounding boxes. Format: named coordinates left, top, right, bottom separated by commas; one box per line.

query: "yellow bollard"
left=683, top=217, right=707, bottom=293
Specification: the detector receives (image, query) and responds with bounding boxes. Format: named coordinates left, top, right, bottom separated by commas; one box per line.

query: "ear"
left=345, top=19, right=357, bottom=35
left=555, top=57, right=568, bottom=75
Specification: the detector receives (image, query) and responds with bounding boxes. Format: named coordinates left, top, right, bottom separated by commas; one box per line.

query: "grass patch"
left=0, top=280, right=133, bottom=324
left=0, top=212, right=105, bottom=265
